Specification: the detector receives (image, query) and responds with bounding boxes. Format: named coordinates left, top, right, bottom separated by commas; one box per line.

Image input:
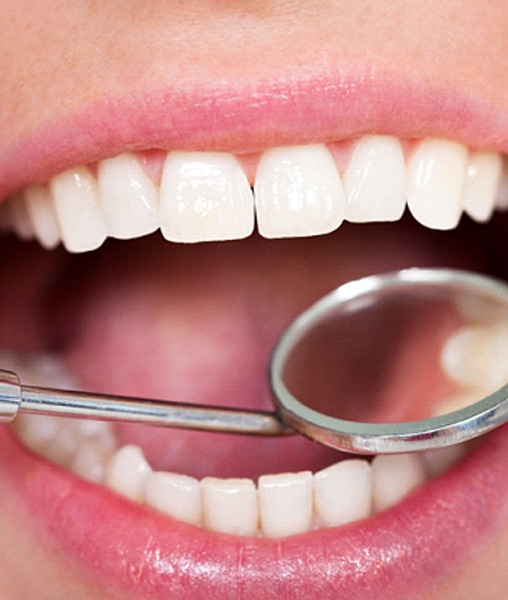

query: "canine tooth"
left=144, top=471, right=202, bottom=526
left=98, top=153, right=159, bottom=239
left=372, top=453, right=427, bottom=511
left=201, top=477, right=258, bottom=536
left=160, top=151, right=253, bottom=242
left=50, top=166, right=108, bottom=253
left=254, top=144, right=345, bottom=238
left=462, top=151, right=502, bottom=222
left=23, top=185, right=61, bottom=249
left=104, top=444, right=152, bottom=502
left=441, top=322, right=508, bottom=392
left=314, top=459, right=373, bottom=527
left=258, top=471, right=313, bottom=538
left=344, top=135, right=406, bottom=222
left=422, top=444, right=466, bottom=478
left=407, top=139, right=468, bottom=230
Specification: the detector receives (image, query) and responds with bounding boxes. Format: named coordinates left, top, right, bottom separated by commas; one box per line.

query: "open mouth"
left=2, top=108, right=508, bottom=599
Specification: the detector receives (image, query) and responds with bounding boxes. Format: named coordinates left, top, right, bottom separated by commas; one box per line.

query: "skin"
left=1, top=1, right=508, bottom=598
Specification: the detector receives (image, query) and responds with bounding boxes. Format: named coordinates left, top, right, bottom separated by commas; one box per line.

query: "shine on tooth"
left=144, top=471, right=202, bottom=526
left=258, top=471, right=313, bottom=538
left=344, top=135, right=406, bottom=223
left=23, top=185, right=61, bottom=249
left=372, top=453, right=427, bottom=512
left=98, top=153, right=159, bottom=239
left=314, top=459, right=373, bottom=527
left=462, top=151, right=502, bottom=223
left=254, top=144, right=345, bottom=238
left=407, top=139, right=468, bottom=230
left=201, top=477, right=258, bottom=536
left=50, top=166, right=108, bottom=253
left=104, top=444, right=152, bottom=502
left=159, top=151, right=254, bottom=243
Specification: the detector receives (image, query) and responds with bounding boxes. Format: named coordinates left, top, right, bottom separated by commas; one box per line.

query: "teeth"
left=344, top=135, right=406, bottom=222
left=144, top=471, right=202, bottom=526
left=463, top=151, right=503, bottom=222
left=441, top=322, right=508, bottom=392
left=50, top=166, right=108, bottom=252
left=407, top=139, right=468, bottom=230
left=258, top=471, right=313, bottom=538
left=159, top=151, right=254, bottom=242
left=103, top=445, right=152, bottom=502
left=201, top=477, right=258, bottom=536
left=313, top=459, right=372, bottom=527
left=23, top=185, right=61, bottom=249
left=254, top=144, right=345, bottom=238
left=98, top=153, right=159, bottom=239
left=3, top=136, right=507, bottom=250
left=372, top=453, right=427, bottom=511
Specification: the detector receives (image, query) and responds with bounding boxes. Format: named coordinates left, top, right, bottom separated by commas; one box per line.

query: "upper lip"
left=2, top=69, right=508, bottom=201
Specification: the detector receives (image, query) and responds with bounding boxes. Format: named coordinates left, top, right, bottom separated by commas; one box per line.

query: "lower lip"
left=1, top=424, right=508, bottom=599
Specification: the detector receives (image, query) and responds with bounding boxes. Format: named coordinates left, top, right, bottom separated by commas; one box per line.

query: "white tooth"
left=70, top=439, right=114, bottom=484
left=422, top=444, right=466, bottom=478
left=50, top=166, right=108, bottom=253
left=144, top=471, right=202, bottom=526
left=160, top=151, right=254, bottom=242
left=254, top=144, right=345, bottom=238
left=495, top=157, right=508, bottom=210
left=344, top=135, right=406, bottom=223
left=15, top=414, right=61, bottom=454
left=431, top=391, right=480, bottom=417
left=98, top=153, right=159, bottom=239
left=314, top=459, right=373, bottom=527
left=201, top=477, right=258, bottom=536
left=407, top=139, right=468, bottom=230
left=104, top=444, right=152, bottom=502
left=7, top=194, right=35, bottom=240
left=23, top=185, right=61, bottom=249
left=462, top=151, right=502, bottom=223
left=42, top=418, right=83, bottom=467
left=258, top=471, right=313, bottom=538
left=372, top=453, right=427, bottom=512
left=441, top=322, right=508, bottom=392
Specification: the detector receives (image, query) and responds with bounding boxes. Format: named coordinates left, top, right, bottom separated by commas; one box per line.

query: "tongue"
left=38, top=218, right=488, bottom=478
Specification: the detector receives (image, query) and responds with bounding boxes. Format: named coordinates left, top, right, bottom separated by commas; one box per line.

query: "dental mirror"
left=2, top=268, right=508, bottom=455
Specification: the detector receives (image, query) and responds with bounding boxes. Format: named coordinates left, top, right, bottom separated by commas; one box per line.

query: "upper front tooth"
left=159, top=151, right=254, bottom=243
left=23, top=185, right=61, bottom=249
left=50, top=166, right=108, bottom=252
left=372, top=453, right=427, bottom=511
left=254, top=144, right=345, bottom=238
left=98, top=153, right=159, bottom=239
left=344, top=135, right=406, bottom=223
left=462, top=150, right=502, bottom=223
left=407, top=139, right=469, bottom=230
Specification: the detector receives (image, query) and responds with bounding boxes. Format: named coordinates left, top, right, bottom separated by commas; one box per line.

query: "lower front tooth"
left=344, top=135, right=406, bottom=223
left=372, top=453, right=427, bottom=512
left=314, top=459, right=373, bottom=527
left=145, top=471, right=202, bottom=526
left=50, top=166, right=108, bottom=252
left=258, top=471, right=313, bottom=538
left=104, top=445, right=152, bottom=502
left=407, top=139, right=468, bottom=230
left=254, top=144, right=345, bottom=238
left=98, top=153, right=159, bottom=239
left=201, top=477, right=258, bottom=536
left=159, top=151, right=254, bottom=242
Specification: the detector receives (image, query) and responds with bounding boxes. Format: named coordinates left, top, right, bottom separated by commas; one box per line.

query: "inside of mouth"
left=3, top=210, right=507, bottom=480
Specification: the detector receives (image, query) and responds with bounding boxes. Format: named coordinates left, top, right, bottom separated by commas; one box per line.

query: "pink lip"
left=2, top=71, right=508, bottom=200
left=2, top=425, right=508, bottom=599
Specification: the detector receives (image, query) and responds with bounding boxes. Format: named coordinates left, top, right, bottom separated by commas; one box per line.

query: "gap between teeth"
left=4, top=347, right=474, bottom=540
left=3, top=136, right=508, bottom=252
